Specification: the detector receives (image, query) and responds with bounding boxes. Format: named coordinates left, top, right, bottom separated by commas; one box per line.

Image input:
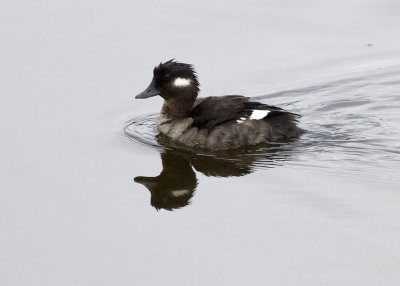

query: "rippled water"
left=125, top=62, right=400, bottom=210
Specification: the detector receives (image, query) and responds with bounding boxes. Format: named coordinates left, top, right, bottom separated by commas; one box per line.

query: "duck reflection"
left=135, top=152, right=197, bottom=211
left=134, top=143, right=290, bottom=211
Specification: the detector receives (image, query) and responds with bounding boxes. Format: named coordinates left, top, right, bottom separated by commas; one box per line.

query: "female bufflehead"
left=135, top=60, right=303, bottom=150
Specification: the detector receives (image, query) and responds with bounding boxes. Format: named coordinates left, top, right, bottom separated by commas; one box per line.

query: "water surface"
left=1, top=0, right=400, bottom=285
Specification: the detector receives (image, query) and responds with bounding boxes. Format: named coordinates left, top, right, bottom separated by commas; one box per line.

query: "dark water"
left=125, top=63, right=400, bottom=211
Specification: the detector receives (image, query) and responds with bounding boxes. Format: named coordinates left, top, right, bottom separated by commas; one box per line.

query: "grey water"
left=121, top=61, right=400, bottom=284
left=2, top=0, right=400, bottom=285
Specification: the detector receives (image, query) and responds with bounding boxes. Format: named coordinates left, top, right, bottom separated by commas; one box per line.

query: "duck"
left=135, top=59, right=303, bottom=150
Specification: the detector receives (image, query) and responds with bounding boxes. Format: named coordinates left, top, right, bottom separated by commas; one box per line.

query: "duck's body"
left=136, top=60, right=302, bottom=150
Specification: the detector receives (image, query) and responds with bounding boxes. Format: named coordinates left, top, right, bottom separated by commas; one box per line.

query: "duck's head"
left=135, top=60, right=200, bottom=117
left=136, top=59, right=199, bottom=100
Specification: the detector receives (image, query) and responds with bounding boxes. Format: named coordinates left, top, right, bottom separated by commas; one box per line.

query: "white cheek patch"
left=173, top=77, right=191, bottom=87
left=249, top=110, right=270, bottom=120
left=171, top=189, right=190, bottom=197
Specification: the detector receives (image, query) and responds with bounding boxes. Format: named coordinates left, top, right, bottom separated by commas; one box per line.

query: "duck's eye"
left=163, top=74, right=171, bottom=81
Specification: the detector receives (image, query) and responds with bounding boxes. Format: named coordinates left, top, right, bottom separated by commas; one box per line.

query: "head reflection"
left=134, top=142, right=292, bottom=211
left=135, top=152, right=197, bottom=211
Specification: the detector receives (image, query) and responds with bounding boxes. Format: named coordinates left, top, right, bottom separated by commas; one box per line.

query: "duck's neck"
left=160, top=90, right=197, bottom=119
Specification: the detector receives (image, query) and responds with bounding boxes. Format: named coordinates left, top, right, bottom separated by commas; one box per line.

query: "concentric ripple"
left=123, top=113, right=161, bottom=150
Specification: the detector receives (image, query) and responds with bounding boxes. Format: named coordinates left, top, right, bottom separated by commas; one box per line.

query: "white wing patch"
left=236, top=110, right=270, bottom=124
left=236, top=117, right=247, bottom=124
left=249, top=109, right=270, bottom=120
left=173, top=77, right=191, bottom=87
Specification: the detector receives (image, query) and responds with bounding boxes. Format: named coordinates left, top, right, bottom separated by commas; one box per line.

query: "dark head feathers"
left=153, top=59, right=200, bottom=91
left=153, top=59, right=195, bottom=74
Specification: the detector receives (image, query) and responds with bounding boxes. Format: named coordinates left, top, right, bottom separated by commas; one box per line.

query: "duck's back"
left=158, top=96, right=302, bottom=150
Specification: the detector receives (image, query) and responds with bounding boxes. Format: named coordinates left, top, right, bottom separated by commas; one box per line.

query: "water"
left=1, top=0, right=400, bottom=285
